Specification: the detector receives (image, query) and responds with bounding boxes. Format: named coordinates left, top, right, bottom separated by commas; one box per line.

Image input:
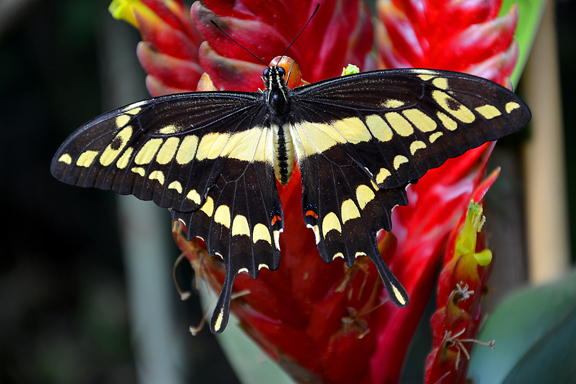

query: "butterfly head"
left=264, top=65, right=291, bottom=114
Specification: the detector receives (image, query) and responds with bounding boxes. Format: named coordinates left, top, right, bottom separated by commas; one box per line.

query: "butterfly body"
left=51, top=64, right=530, bottom=333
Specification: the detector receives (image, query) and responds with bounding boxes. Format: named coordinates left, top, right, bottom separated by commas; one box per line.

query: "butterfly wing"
left=51, top=91, right=283, bottom=333
left=292, top=68, right=531, bottom=190
left=289, top=68, right=530, bottom=306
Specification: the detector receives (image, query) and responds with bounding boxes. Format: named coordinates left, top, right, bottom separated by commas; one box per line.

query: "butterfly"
left=51, top=61, right=530, bottom=333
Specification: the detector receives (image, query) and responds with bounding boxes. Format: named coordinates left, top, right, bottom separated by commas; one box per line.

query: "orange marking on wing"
left=306, top=210, right=318, bottom=219
left=271, top=215, right=282, bottom=226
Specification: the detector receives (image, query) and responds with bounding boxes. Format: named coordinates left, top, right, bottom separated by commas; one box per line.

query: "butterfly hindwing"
left=172, top=155, right=283, bottom=333
left=291, top=69, right=531, bottom=190
left=292, top=120, right=411, bottom=306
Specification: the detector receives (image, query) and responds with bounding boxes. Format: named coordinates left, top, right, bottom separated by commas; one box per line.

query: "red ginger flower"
left=109, top=0, right=520, bottom=382
left=424, top=170, right=499, bottom=384
left=375, top=0, right=519, bottom=88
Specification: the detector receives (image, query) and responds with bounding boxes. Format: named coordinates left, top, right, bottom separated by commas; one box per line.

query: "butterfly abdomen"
left=273, top=123, right=294, bottom=185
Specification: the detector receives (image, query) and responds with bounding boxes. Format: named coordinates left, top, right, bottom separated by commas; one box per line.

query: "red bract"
left=375, top=0, right=519, bottom=87
left=110, top=0, right=520, bottom=382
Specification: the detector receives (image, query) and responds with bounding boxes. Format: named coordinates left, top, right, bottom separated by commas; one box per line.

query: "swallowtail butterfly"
left=51, top=53, right=530, bottom=335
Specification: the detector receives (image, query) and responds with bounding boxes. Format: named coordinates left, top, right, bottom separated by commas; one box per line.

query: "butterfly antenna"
left=280, top=4, right=320, bottom=60
left=210, top=20, right=269, bottom=67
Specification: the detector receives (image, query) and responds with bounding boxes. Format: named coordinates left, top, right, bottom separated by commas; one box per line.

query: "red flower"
left=424, top=170, right=499, bottom=384
left=110, top=0, right=520, bottom=382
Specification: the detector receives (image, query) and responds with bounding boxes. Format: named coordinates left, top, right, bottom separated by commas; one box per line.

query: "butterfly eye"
left=263, top=68, right=270, bottom=77
left=277, top=66, right=286, bottom=76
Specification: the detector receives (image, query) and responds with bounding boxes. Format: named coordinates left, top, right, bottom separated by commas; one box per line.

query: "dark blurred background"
left=0, top=0, right=240, bottom=383
left=0, top=0, right=575, bottom=383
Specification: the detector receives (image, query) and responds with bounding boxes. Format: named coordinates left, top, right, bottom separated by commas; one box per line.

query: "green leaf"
left=500, top=0, right=546, bottom=87
left=468, top=269, right=576, bottom=384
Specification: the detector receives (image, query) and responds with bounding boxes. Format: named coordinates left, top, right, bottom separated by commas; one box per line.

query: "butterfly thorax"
left=265, top=66, right=295, bottom=186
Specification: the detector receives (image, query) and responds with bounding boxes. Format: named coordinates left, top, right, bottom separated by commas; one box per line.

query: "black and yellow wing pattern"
left=51, top=67, right=530, bottom=333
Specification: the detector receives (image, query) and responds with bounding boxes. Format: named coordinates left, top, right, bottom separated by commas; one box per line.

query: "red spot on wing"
left=305, top=210, right=318, bottom=219
left=271, top=215, right=282, bottom=226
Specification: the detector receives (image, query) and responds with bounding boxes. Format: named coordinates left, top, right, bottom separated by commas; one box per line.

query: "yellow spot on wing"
left=332, top=117, right=372, bottom=144
left=382, top=99, right=405, bottom=109
left=394, top=155, right=409, bottom=169
left=366, top=115, right=393, bottom=142
left=149, top=170, right=165, bottom=185
left=432, top=90, right=475, bottom=123
left=76, top=151, right=99, bottom=167
left=159, top=125, right=178, bottom=134
left=238, top=268, right=249, bottom=274
left=437, top=112, right=458, bottom=131
left=168, top=181, right=182, bottom=194
left=186, top=189, right=202, bottom=205
left=356, top=185, right=375, bottom=209
left=403, top=109, right=437, bottom=132
left=214, top=205, right=231, bottom=228
left=418, top=75, right=434, bottom=81
left=308, top=224, right=321, bottom=244
left=475, top=105, right=502, bottom=119
left=376, top=168, right=391, bottom=184
left=135, top=138, right=163, bottom=165
left=341, top=199, right=360, bottom=224
left=156, top=137, right=180, bottom=165
left=196, top=133, right=230, bottom=161
left=258, top=264, right=269, bottom=270
left=333, top=253, right=344, bottom=260
left=273, top=230, right=281, bottom=250
left=200, top=196, right=214, bottom=216
left=58, top=154, right=72, bottom=165
left=116, top=147, right=133, bottom=169
left=124, top=107, right=141, bottom=115
left=131, top=167, right=145, bottom=177
left=386, top=112, right=414, bottom=136
left=176, top=135, right=199, bottom=165
left=100, top=126, right=133, bottom=166
left=392, top=285, right=406, bottom=305
left=410, top=141, right=427, bottom=155
left=253, top=223, right=272, bottom=244
left=214, top=308, right=224, bottom=332
left=432, top=77, right=449, bottom=90
left=116, top=114, right=131, bottom=128
left=291, top=122, right=340, bottom=155
left=429, top=132, right=443, bottom=143
left=322, top=212, right=342, bottom=237
left=223, top=127, right=267, bottom=162
left=506, top=102, right=520, bottom=113
left=232, top=215, right=250, bottom=237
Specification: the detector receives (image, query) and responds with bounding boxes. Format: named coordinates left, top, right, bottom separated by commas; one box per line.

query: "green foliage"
left=468, top=270, right=576, bottom=384
left=501, top=0, right=547, bottom=86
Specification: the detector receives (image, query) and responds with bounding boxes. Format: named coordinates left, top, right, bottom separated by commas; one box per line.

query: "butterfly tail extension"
left=211, top=266, right=236, bottom=334
left=369, top=251, right=410, bottom=307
